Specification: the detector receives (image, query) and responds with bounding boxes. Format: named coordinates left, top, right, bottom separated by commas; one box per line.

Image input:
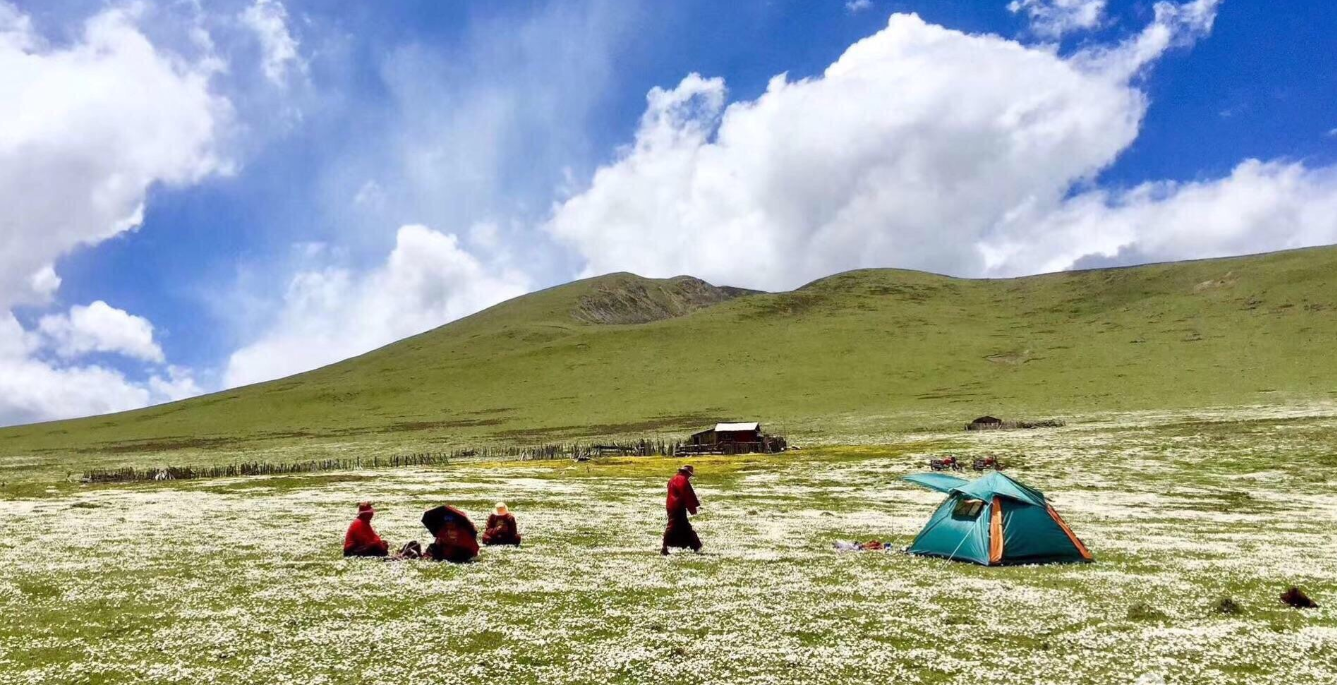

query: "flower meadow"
left=2, top=410, right=1336, bottom=684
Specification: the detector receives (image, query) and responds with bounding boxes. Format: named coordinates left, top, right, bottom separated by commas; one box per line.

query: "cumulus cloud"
left=547, top=12, right=1152, bottom=288
left=846, top=0, right=874, bottom=14
left=540, top=3, right=1327, bottom=290
left=0, top=4, right=225, bottom=425
left=0, top=4, right=230, bottom=307
left=1008, top=0, right=1106, bottom=38
left=37, top=301, right=165, bottom=363
left=985, top=160, right=1337, bottom=274
left=240, top=0, right=304, bottom=86
left=224, top=224, right=531, bottom=387
left=0, top=325, right=149, bottom=425
left=0, top=312, right=198, bottom=425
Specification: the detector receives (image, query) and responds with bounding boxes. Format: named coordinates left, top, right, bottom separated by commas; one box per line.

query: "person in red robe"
left=422, top=505, right=480, bottom=563
left=482, top=502, right=522, bottom=546
left=343, top=501, right=389, bottom=557
left=662, top=465, right=702, bottom=555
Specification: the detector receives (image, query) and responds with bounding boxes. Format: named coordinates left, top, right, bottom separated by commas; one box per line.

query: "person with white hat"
left=482, top=501, right=522, bottom=546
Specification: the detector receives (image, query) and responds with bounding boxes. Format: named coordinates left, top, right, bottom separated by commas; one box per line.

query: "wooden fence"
left=80, top=437, right=687, bottom=484
left=675, top=436, right=788, bottom=456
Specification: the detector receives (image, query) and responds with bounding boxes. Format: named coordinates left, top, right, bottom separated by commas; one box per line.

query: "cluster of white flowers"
left=1, top=408, right=1335, bottom=683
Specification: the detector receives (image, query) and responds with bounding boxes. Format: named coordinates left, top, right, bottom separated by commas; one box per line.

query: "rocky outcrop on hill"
left=574, top=274, right=759, bottom=324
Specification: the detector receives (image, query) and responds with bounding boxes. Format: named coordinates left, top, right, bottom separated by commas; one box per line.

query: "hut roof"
left=715, top=422, right=760, bottom=432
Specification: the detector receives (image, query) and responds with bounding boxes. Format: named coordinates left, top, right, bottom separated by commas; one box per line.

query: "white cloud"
left=37, top=301, right=165, bottom=363
left=0, top=312, right=199, bottom=425
left=846, top=0, right=874, bottom=14
left=352, top=179, right=386, bottom=209
left=986, top=160, right=1337, bottom=274
left=0, top=4, right=230, bottom=308
left=547, top=13, right=1149, bottom=288
left=315, top=1, right=641, bottom=271
left=239, top=0, right=304, bottom=86
left=28, top=266, right=60, bottom=299
left=0, top=4, right=225, bottom=426
left=1008, top=0, right=1106, bottom=38
left=224, top=224, right=531, bottom=387
left=0, top=301, right=202, bottom=425
left=1073, top=0, right=1219, bottom=80
left=541, top=4, right=1285, bottom=290
left=148, top=366, right=204, bottom=403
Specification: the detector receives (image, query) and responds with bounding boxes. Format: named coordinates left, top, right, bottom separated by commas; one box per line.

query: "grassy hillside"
left=3, top=246, right=1337, bottom=478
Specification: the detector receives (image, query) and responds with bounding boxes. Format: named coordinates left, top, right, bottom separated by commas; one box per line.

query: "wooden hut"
left=685, top=422, right=772, bottom=454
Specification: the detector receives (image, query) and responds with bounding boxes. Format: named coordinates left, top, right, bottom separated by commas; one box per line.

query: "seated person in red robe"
left=422, top=505, right=479, bottom=563
left=343, top=501, right=389, bottom=557
left=481, top=502, right=522, bottom=546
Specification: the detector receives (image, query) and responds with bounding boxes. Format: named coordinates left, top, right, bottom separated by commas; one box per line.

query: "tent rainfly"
left=903, top=471, right=1092, bottom=566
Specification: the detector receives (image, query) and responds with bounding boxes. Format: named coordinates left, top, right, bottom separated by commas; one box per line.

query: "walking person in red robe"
left=343, top=501, right=389, bottom=557
left=662, top=465, right=702, bottom=555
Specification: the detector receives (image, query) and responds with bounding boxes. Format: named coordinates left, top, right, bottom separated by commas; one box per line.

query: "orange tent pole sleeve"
left=989, top=497, right=1004, bottom=564
left=1046, top=503, right=1093, bottom=561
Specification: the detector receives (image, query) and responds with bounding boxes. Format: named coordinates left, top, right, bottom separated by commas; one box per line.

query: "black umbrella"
left=421, top=504, right=477, bottom=537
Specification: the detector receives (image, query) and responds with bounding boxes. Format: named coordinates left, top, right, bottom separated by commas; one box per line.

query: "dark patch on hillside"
left=492, top=412, right=723, bottom=441
left=77, top=436, right=245, bottom=453
left=742, top=271, right=954, bottom=319
left=377, top=418, right=509, bottom=433
left=719, top=285, right=765, bottom=298
left=574, top=275, right=755, bottom=324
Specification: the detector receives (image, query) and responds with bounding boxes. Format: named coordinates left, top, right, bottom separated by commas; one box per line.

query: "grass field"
left=4, top=247, right=1337, bottom=492
left=2, top=249, right=1336, bottom=683
left=3, top=408, right=1335, bottom=684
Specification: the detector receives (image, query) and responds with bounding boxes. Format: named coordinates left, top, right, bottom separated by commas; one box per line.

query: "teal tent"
left=903, top=471, right=1092, bottom=566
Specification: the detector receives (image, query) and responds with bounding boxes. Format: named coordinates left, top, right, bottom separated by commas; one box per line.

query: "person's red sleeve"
left=684, top=481, right=700, bottom=515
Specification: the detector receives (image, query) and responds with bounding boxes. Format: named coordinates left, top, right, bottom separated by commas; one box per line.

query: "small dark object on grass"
left=1213, top=597, right=1242, bottom=615
left=1281, top=587, right=1318, bottom=609
left=1127, top=602, right=1168, bottom=621
left=930, top=456, right=963, bottom=471
left=972, top=456, right=1004, bottom=471
left=965, top=417, right=1065, bottom=431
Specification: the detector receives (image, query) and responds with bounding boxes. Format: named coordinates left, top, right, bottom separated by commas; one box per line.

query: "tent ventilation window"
left=952, top=498, right=986, bottom=518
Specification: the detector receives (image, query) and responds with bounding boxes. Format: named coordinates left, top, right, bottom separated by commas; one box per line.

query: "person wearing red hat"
left=661, top=465, right=702, bottom=555
left=344, top=501, right=389, bottom=557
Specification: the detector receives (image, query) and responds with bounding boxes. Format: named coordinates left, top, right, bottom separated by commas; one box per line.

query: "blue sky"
left=2, top=0, right=1336, bottom=425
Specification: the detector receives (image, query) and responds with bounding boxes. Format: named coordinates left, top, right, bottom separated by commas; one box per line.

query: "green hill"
left=4, top=246, right=1337, bottom=480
